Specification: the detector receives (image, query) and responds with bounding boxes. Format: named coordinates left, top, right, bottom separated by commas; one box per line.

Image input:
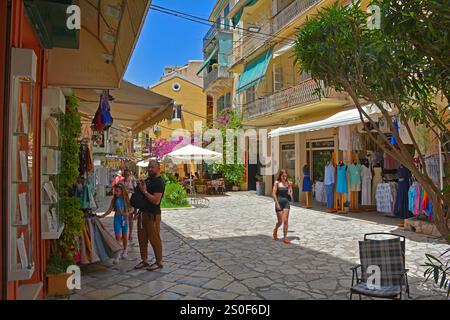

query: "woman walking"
left=272, top=170, right=293, bottom=244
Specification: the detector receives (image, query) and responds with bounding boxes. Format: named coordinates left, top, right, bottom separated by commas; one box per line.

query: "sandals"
left=133, top=261, right=149, bottom=270
left=283, top=239, right=291, bottom=244
left=146, top=263, right=163, bottom=272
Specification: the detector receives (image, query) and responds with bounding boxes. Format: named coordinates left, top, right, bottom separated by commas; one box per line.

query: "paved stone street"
left=71, top=192, right=449, bottom=300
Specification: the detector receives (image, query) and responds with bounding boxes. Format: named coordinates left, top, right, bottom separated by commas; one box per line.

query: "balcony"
left=204, top=66, right=232, bottom=91
left=273, top=0, right=321, bottom=35
left=231, top=22, right=272, bottom=65
left=203, top=19, right=231, bottom=48
left=243, top=79, right=331, bottom=120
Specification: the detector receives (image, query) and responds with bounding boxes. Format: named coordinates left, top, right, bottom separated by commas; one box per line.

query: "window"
left=281, top=143, right=296, bottom=179
left=224, top=92, right=232, bottom=109
left=273, top=63, right=283, bottom=92
left=172, top=82, right=181, bottom=92
left=217, top=96, right=225, bottom=114
left=245, top=86, right=256, bottom=104
left=172, top=104, right=182, bottom=120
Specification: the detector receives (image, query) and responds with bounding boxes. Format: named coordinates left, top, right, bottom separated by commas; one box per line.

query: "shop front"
left=1, top=0, right=153, bottom=299
left=269, top=104, right=446, bottom=231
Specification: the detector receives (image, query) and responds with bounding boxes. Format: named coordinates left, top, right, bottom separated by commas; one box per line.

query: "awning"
left=197, top=47, right=219, bottom=76
left=24, top=0, right=80, bottom=49
left=47, top=0, right=150, bottom=89
left=75, top=80, right=174, bottom=133
left=232, top=0, right=259, bottom=27
left=273, top=41, right=295, bottom=58
left=269, top=105, right=380, bottom=137
left=236, top=48, right=273, bottom=93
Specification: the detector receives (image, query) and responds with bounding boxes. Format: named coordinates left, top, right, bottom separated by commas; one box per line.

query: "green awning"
left=24, top=0, right=80, bottom=49
left=232, top=0, right=258, bottom=27
left=197, top=47, right=219, bottom=76
left=236, top=48, right=273, bottom=93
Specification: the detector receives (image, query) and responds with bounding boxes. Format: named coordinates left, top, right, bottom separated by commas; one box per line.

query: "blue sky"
left=124, top=0, right=215, bottom=88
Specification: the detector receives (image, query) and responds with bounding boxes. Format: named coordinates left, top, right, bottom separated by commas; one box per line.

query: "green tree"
left=211, top=108, right=245, bottom=187
left=294, top=1, right=449, bottom=242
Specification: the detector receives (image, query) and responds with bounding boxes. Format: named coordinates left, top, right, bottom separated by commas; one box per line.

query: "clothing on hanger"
left=339, top=126, right=352, bottom=151
left=337, top=164, right=348, bottom=193
left=361, top=165, right=372, bottom=205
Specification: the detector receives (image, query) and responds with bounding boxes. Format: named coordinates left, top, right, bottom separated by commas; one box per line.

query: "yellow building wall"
left=150, top=77, right=207, bottom=140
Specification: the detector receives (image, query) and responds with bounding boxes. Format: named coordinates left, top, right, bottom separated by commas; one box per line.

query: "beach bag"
left=92, top=96, right=113, bottom=131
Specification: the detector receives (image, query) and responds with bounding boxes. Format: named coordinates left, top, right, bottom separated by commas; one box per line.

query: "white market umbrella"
left=167, top=144, right=222, bottom=189
left=167, top=144, right=222, bottom=162
left=136, top=157, right=157, bottom=168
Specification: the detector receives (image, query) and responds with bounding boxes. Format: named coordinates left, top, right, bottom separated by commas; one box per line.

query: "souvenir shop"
left=73, top=99, right=123, bottom=265
left=270, top=107, right=444, bottom=225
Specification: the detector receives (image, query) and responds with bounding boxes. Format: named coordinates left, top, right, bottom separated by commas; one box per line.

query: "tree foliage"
left=294, top=0, right=449, bottom=242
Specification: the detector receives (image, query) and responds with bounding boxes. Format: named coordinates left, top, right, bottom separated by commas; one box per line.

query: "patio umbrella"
left=167, top=144, right=222, bottom=189
left=167, top=144, right=222, bottom=162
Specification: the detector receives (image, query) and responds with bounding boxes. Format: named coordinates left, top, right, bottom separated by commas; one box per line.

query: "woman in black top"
left=272, top=169, right=293, bottom=244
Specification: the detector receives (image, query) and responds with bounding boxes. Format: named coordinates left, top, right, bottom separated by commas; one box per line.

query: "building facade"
left=145, top=61, right=208, bottom=177
left=0, top=0, right=151, bottom=299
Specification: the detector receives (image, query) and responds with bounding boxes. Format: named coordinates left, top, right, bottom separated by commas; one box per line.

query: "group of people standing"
left=99, top=161, right=166, bottom=271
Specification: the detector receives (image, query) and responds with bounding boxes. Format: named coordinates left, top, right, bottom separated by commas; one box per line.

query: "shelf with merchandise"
left=7, top=48, right=37, bottom=282
left=41, top=89, right=65, bottom=241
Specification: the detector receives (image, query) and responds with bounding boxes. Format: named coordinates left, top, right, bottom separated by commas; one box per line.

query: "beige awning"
left=47, top=0, right=151, bottom=89
left=75, top=80, right=173, bottom=133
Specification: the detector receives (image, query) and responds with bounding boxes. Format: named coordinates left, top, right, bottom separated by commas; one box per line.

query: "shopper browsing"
left=99, top=183, right=133, bottom=263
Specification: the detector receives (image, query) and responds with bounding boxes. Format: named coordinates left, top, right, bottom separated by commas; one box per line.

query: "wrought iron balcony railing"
left=243, top=79, right=330, bottom=119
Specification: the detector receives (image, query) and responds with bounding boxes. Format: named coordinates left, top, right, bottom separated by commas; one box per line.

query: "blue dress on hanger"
left=395, top=165, right=412, bottom=219
left=337, top=164, right=348, bottom=193
left=302, top=167, right=312, bottom=192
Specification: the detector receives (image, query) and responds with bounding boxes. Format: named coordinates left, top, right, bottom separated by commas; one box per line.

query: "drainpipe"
left=2, top=0, right=12, bottom=300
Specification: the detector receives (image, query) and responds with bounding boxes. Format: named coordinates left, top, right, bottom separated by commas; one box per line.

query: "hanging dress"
left=336, top=164, right=348, bottom=193
left=302, top=167, right=312, bottom=192
left=361, top=165, right=372, bottom=205
left=372, top=167, right=382, bottom=205
left=394, top=165, right=412, bottom=219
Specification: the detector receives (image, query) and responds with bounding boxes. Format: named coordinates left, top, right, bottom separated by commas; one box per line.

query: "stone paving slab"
left=71, top=192, right=449, bottom=300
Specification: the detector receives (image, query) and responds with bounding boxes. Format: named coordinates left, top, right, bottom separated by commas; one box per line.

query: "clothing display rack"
left=77, top=212, right=122, bottom=265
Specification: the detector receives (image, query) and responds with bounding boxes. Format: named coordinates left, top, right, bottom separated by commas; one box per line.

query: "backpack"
left=130, top=183, right=149, bottom=210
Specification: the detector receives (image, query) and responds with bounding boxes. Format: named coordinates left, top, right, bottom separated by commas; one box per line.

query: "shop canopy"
left=273, top=41, right=296, bottom=58
left=47, top=0, right=150, bottom=89
left=269, top=105, right=380, bottom=138
left=75, top=81, right=174, bottom=133
left=231, top=0, right=259, bottom=27
left=197, top=47, right=219, bottom=76
left=236, top=48, right=273, bottom=93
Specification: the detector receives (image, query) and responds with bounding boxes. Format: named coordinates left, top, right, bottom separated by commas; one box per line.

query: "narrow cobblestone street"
left=71, top=192, right=449, bottom=300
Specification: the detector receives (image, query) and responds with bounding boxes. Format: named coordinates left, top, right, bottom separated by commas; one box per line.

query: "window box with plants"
left=46, top=253, right=72, bottom=297
left=256, top=174, right=265, bottom=196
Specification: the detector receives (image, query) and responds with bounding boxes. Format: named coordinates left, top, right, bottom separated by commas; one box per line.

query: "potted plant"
left=196, top=179, right=207, bottom=194
left=344, top=201, right=351, bottom=212
left=46, top=253, right=72, bottom=297
left=224, top=164, right=244, bottom=192
left=256, top=174, right=265, bottom=195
